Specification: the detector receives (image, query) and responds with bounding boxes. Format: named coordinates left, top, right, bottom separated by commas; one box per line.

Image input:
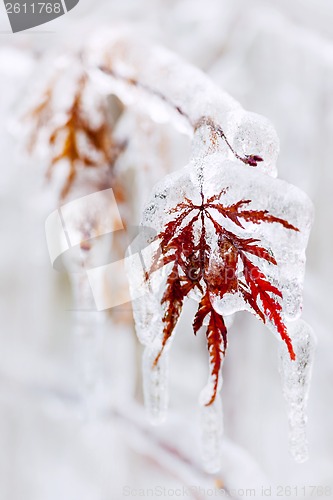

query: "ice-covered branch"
left=86, top=30, right=279, bottom=176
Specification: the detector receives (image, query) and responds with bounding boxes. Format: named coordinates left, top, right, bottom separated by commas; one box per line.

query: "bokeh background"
left=0, top=1, right=332, bottom=498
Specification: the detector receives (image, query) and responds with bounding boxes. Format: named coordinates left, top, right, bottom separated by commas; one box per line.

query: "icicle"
left=142, top=343, right=169, bottom=425
left=125, top=230, right=171, bottom=424
left=279, top=319, right=316, bottom=463
left=69, top=268, right=105, bottom=404
left=200, top=390, right=223, bottom=473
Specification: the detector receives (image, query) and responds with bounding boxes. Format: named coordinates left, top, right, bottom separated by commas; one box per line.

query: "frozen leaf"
left=140, top=153, right=313, bottom=407
left=26, top=63, right=125, bottom=199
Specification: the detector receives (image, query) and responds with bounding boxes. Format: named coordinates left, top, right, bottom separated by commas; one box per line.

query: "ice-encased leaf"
left=129, top=151, right=313, bottom=421
left=143, top=154, right=313, bottom=323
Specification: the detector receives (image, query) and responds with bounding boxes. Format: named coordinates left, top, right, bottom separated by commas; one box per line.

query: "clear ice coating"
left=85, top=29, right=240, bottom=135
left=141, top=154, right=313, bottom=324
left=85, top=30, right=281, bottom=177
left=197, top=156, right=314, bottom=323
left=125, top=234, right=173, bottom=423
left=142, top=344, right=169, bottom=425
left=279, top=320, right=317, bottom=463
left=69, top=267, right=105, bottom=410
left=125, top=234, right=165, bottom=345
left=200, top=385, right=224, bottom=474
left=49, top=188, right=120, bottom=411
left=226, top=110, right=280, bottom=177
left=199, top=376, right=223, bottom=474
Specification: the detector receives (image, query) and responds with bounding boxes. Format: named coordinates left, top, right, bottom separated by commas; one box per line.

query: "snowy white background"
left=0, top=0, right=332, bottom=499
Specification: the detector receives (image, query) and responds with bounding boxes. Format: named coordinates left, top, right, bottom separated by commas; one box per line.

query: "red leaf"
left=27, top=74, right=125, bottom=199
left=205, top=307, right=227, bottom=406
left=241, top=255, right=295, bottom=359
left=193, top=292, right=227, bottom=406
left=153, top=262, right=192, bottom=366
left=148, top=184, right=299, bottom=404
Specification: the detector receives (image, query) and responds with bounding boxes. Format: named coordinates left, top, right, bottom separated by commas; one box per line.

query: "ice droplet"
left=227, top=110, right=280, bottom=177
left=278, top=319, right=316, bottom=463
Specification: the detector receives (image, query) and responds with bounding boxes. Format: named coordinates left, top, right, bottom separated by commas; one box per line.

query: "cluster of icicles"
left=37, top=29, right=317, bottom=473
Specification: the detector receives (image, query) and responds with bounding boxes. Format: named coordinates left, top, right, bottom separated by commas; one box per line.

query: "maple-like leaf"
left=147, top=188, right=299, bottom=406
left=27, top=73, right=125, bottom=199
